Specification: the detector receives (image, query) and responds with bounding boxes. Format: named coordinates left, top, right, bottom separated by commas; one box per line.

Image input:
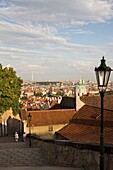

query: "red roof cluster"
left=20, top=109, right=75, bottom=127
left=55, top=95, right=113, bottom=144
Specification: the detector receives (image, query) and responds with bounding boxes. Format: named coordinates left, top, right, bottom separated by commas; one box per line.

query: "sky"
left=0, top=0, right=113, bottom=82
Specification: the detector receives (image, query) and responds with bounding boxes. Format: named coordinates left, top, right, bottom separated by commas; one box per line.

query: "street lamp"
left=95, top=56, right=112, bottom=170
left=28, top=113, right=32, bottom=147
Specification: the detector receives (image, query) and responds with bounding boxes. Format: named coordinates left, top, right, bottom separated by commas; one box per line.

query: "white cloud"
left=0, top=0, right=113, bottom=81
left=0, top=0, right=113, bottom=25
left=72, top=29, right=94, bottom=35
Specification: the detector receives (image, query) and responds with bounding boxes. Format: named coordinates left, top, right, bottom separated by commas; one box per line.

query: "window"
left=48, top=126, right=53, bottom=131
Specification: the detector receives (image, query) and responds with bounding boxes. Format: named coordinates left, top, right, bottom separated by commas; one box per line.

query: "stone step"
left=0, top=136, right=19, bottom=143
left=0, top=143, right=52, bottom=167
left=0, top=148, right=51, bottom=167
left=0, top=142, right=29, bottom=149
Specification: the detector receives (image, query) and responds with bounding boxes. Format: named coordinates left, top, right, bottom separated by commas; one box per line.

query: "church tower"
left=74, top=79, right=87, bottom=111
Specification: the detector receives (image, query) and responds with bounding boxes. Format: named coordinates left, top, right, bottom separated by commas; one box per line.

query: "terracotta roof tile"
left=26, top=109, right=75, bottom=126
left=80, top=95, right=113, bottom=110
left=50, top=100, right=58, bottom=108
left=56, top=105, right=113, bottom=144
left=72, top=105, right=113, bottom=121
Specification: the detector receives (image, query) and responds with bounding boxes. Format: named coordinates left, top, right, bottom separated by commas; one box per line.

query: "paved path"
left=0, top=141, right=52, bottom=167
left=0, top=167, right=80, bottom=170
left=0, top=137, right=83, bottom=170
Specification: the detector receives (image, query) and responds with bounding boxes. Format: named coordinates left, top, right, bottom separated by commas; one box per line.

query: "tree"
left=0, top=64, right=23, bottom=115
left=34, top=92, right=43, bottom=97
left=56, top=90, right=64, bottom=97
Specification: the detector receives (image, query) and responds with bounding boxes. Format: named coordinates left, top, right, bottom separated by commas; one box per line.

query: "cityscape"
left=0, top=0, right=113, bottom=169
left=20, top=79, right=113, bottom=111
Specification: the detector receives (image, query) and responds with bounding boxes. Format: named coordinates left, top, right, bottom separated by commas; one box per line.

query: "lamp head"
left=95, top=57, right=112, bottom=92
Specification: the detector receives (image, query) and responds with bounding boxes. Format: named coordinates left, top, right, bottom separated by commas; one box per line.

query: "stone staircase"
left=0, top=140, right=52, bottom=167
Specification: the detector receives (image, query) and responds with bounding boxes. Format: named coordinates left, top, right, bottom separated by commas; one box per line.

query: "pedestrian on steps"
left=23, top=132, right=26, bottom=142
left=15, top=132, right=19, bottom=142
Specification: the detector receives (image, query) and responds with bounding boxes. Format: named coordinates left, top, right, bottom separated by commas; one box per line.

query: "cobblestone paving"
left=0, top=137, right=83, bottom=170
left=0, top=137, right=52, bottom=167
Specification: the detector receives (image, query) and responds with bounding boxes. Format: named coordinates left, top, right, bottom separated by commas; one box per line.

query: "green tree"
left=0, top=64, right=23, bottom=115
left=56, top=90, right=64, bottom=96
left=34, top=91, right=43, bottom=97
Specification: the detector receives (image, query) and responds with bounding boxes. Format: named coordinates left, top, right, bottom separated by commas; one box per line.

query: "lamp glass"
left=104, top=71, right=111, bottom=86
left=98, top=71, right=104, bottom=86
left=95, top=57, right=112, bottom=92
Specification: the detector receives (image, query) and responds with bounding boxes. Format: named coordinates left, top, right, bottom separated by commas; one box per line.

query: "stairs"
left=0, top=141, right=51, bottom=167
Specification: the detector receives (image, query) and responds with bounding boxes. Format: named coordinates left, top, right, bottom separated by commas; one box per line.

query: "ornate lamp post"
left=95, top=57, right=112, bottom=170
left=28, top=113, right=32, bottom=147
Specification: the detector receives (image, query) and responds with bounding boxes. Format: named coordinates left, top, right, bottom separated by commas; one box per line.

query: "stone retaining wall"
left=29, top=136, right=113, bottom=170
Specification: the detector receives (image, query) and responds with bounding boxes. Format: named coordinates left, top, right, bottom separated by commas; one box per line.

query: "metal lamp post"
left=95, top=56, right=112, bottom=170
left=28, top=113, right=32, bottom=147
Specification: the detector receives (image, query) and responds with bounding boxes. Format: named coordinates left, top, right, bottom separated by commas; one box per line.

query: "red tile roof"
left=50, top=100, right=58, bottom=108
left=56, top=105, right=113, bottom=144
left=80, top=94, right=113, bottom=110
left=26, top=109, right=75, bottom=126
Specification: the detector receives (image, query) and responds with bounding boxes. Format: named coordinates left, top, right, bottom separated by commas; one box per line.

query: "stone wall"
left=7, top=117, right=23, bottom=136
left=29, top=136, right=113, bottom=170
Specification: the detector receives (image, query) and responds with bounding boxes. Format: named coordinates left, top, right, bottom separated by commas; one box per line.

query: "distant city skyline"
left=0, top=0, right=113, bottom=82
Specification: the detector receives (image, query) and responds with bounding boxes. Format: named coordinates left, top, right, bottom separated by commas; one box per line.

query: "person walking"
left=15, top=132, right=19, bottom=142
left=23, top=132, right=26, bottom=142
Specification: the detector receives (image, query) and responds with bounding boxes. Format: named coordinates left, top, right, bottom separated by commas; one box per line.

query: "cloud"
left=0, top=0, right=113, bottom=81
left=1, top=0, right=113, bottom=25
left=72, top=29, right=94, bottom=35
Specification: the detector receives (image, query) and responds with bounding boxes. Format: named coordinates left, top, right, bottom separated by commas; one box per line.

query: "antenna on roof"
left=32, top=72, right=34, bottom=82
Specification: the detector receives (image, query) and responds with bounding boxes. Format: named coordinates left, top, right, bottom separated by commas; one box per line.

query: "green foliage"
left=20, top=96, right=28, bottom=100
left=56, top=90, right=64, bottom=96
left=34, top=92, right=43, bottom=97
left=0, top=64, right=23, bottom=115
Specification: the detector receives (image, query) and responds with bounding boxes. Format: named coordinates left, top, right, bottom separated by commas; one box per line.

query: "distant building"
left=49, top=96, right=75, bottom=110
left=74, top=79, right=87, bottom=111
left=20, top=109, right=75, bottom=139
left=0, top=108, right=22, bottom=136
